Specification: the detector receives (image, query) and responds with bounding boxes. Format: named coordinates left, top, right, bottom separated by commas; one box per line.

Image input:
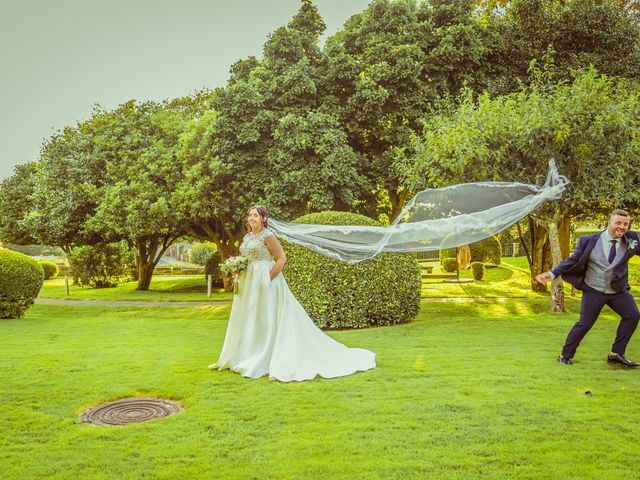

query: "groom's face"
left=608, top=214, right=630, bottom=239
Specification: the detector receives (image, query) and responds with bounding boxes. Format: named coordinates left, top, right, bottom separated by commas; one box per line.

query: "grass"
left=3, top=299, right=640, bottom=479
left=39, top=256, right=572, bottom=302
left=39, top=275, right=233, bottom=302
left=420, top=257, right=547, bottom=298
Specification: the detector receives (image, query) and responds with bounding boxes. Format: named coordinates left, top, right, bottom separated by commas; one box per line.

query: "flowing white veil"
left=269, top=160, right=568, bottom=263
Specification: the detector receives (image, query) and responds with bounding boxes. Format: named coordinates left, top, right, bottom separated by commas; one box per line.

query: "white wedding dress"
left=209, top=228, right=376, bottom=382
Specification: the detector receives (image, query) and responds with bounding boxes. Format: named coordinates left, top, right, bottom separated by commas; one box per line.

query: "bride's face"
left=247, top=209, right=263, bottom=231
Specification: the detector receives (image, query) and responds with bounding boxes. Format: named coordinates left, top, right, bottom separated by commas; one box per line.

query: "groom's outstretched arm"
left=535, top=236, right=587, bottom=285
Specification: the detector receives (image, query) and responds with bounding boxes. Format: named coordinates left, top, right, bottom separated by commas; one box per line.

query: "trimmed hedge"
left=39, top=260, right=59, bottom=280
left=0, top=249, right=44, bottom=319
left=469, top=236, right=502, bottom=265
left=439, top=247, right=457, bottom=265
left=471, top=262, right=485, bottom=280
left=282, top=211, right=422, bottom=329
left=442, top=257, right=458, bottom=273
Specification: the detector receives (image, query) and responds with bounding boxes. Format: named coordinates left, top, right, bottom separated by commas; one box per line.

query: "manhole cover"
left=79, top=398, right=181, bottom=426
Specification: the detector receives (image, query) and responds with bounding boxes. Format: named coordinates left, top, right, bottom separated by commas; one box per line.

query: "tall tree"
left=321, top=0, right=492, bottom=219
left=180, top=0, right=365, bottom=281
left=0, top=162, right=38, bottom=245
left=480, top=0, right=640, bottom=94
left=85, top=100, right=189, bottom=290
left=409, top=66, right=640, bottom=310
left=23, top=124, right=103, bottom=252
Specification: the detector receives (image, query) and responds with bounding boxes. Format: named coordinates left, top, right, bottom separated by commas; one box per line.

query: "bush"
left=439, top=247, right=457, bottom=266
left=39, top=260, right=59, bottom=280
left=68, top=242, right=133, bottom=288
left=282, top=211, right=422, bottom=329
left=469, top=235, right=502, bottom=265
left=204, top=253, right=223, bottom=287
left=471, top=262, right=485, bottom=280
left=189, top=242, right=217, bottom=266
left=442, top=257, right=458, bottom=273
left=0, top=249, right=44, bottom=319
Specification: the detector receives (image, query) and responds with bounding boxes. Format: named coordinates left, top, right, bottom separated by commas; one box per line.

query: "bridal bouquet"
left=220, top=256, right=248, bottom=293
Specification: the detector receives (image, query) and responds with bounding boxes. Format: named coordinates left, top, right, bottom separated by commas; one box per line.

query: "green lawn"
left=40, top=257, right=640, bottom=302
left=39, top=256, right=588, bottom=302
left=420, top=257, right=548, bottom=298
left=3, top=300, right=640, bottom=479
left=39, top=275, right=233, bottom=302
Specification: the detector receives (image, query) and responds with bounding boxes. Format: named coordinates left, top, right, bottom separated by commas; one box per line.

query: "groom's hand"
left=535, top=272, right=551, bottom=285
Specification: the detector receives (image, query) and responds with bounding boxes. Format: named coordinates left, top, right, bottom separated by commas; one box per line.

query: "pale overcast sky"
left=0, top=0, right=371, bottom=181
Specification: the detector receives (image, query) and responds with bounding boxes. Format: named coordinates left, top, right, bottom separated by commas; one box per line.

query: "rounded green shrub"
left=189, top=242, right=217, bottom=266
left=68, top=242, right=133, bottom=288
left=204, top=253, right=223, bottom=287
left=439, top=247, right=457, bottom=266
left=39, top=260, right=59, bottom=280
left=471, top=261, right=485, bottom=280
left=470, top=235, right=502, bottom=265
left=442, top=257, right=458, bottom=273
left=281, top=211, right=422, bottom=329
left=0, top=249, right=44, bottom=319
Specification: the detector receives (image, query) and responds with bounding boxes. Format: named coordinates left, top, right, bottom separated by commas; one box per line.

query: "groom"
left=536, top=209, right=640, bottom=367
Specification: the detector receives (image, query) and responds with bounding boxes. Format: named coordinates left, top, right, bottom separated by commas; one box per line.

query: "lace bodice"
left=240, top=228, right=275, bottom=262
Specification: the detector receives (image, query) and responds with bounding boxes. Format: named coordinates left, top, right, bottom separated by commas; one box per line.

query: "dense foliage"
left=189, top=242, right=218, bottom=266
left=2, top=0, right=640, bottom=303
left=469, top=236, right=502, bottom=265
left=282, top=211, right=421, bottom=329
left=67, top=243, right=133, bottom=288
left=38, top=260, right=59, bottom=280
left=442, top=257, right=458, bottom=273
left=0, top=249, right=44, bottom=319
left=471, top=261, right=485, bottom=280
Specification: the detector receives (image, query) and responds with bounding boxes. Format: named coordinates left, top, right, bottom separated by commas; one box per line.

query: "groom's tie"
left=608, top=239, right=617, bottom=264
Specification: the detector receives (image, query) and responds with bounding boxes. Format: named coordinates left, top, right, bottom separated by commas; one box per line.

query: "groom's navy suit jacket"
left=551, top=230, right=640, bottom=293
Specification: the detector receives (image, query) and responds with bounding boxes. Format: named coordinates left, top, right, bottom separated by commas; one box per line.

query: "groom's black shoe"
left=607, top=353, right=640, bottom=367
left=557, top=355, right=572, bottom=365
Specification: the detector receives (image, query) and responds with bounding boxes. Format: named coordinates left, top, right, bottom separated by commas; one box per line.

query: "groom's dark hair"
left=611, top=209, right=629, bottom=218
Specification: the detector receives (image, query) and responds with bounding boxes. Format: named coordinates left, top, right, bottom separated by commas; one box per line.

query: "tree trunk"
left=547, top=220, right=565, bottom=313
left=134, top=234, right=182, bottom=291
left=135, top=238, right=159, bottom=291
left=529, top=218, right=552, bottom=292
left=137, top=260, right=154, bottom=291
left=558, top=215, right=571, bottom=258
left=516, top=220, right=532, bottom=268
left=388, top=186, right=410, bottom=221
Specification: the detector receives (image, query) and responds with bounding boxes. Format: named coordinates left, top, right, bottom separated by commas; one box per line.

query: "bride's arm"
left=264, top=236, right=287, bottom=280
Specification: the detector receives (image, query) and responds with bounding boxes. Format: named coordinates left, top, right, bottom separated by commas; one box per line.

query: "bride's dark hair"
left=246, top=205, right=269, bottom=232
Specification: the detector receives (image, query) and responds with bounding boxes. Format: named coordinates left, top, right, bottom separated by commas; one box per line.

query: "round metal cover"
left=79, top=398, right=181, bottom=426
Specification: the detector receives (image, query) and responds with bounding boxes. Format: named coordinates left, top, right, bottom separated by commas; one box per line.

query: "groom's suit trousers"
left=562, top=286, right=640, bottom=358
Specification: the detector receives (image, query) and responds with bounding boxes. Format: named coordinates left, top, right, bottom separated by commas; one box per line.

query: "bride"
left=209, top=205, right=376, bottom=382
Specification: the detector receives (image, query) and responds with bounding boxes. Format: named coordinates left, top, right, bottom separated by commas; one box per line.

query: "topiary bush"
left=204, top=253, right=223, bottom=287
left=39, top=260, right=59, bottom=280
left=442, top=257, right=458, bottom=273
left=0, top=249, right=44, bottom=319
left=439, top=247, right=457, bottom=266
left=68, top=242, right=133, bottom=288
left=281, top=211, right=422, bottom=329
left=470, top=235, right=502, bottom=265
left=471, top=261, right=485, bottom=280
